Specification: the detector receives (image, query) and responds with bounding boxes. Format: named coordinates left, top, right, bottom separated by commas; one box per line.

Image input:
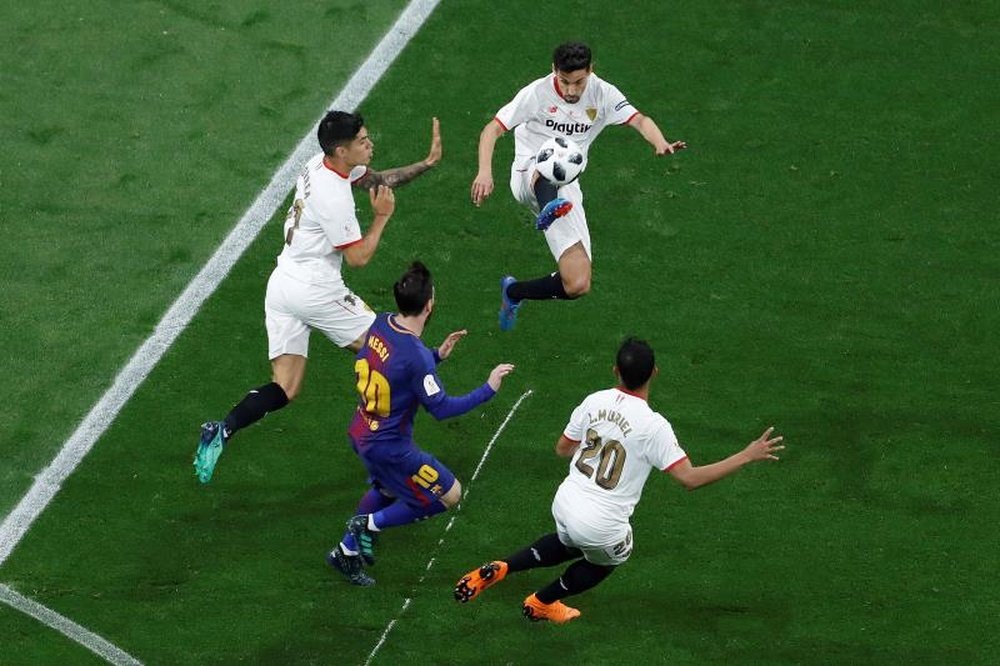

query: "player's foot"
left=498, top=276, right=520, bottom=332
left=326, top=545, right=375, bottom=587
left=535, top=197, right=572, bottom=231
left=193, top=421, right=227, bottom=484
left=347, top=515, right=377, bottom=565
left=454, top=561, right=509, bottom=603
left=522, top=593, right=581, bottom=624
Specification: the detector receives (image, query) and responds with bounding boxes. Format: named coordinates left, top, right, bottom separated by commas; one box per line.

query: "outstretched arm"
left=628, top=113, right=687, bottom=155
left=471, top=120, right=505, bottom=206
left=424, top=363, right=514, bottom=420
left=353, top=117, right=441, bottom=189
left=668, top=427, right=783, bottom=491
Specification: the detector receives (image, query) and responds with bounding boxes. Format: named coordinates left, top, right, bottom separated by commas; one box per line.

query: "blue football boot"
left=498, top=276, right=521, bottom=332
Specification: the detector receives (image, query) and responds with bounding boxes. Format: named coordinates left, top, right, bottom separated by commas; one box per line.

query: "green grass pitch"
left=1, top=0, right=998, bottom=663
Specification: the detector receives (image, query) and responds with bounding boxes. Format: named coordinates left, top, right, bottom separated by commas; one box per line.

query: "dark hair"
left=616, top=337, right=655, bottom=390
left=553, top=42, right=592, bottom=73
left=317, top=110, right=364, bottom=155
left=394, top=261, right=434, bottom=316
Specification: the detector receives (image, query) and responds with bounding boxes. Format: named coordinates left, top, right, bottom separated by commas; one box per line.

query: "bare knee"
left=278, top=381, right=300, bottom=402
left=562, top=274, right=591, bottom=298
left=271, top=354, right=306, bottom=402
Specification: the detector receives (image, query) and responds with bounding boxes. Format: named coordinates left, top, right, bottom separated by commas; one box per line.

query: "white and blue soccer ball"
left=535, top=136, right=586, bottom=186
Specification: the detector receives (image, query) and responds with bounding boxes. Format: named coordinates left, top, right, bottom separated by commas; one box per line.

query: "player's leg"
left=531, top=171, right=573, bottom=231
left=454, top=532, right=582, bottom=603
left=329, top=482, right=395, bottom=587
left=522, top=561, right=614, bottom=624
left=499, top=184, right=591, bottom=322
left=503, top=241, right=590, bottom=302
left=523, top=524, right=631, bottom=623
left=347, top=449, right=457, bottom=565
left=194, top=269, right=310, bottom=483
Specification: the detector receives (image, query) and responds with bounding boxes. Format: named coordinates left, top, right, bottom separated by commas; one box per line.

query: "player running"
left=454, top=337, right=783, bottom=623
left=470, top=42, right=687, bottom=331
left=327, top=261, right=514, bottom=586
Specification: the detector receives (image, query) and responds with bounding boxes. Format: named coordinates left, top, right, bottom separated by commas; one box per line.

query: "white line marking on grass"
left=0, top=0, right=442, bottom=568
left=0, top=584, right=143, bottom=666
left=363, top=389, right=533, bottom=666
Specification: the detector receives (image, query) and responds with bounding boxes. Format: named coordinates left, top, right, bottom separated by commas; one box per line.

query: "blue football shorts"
left=355, top=439, right=457, bottom=509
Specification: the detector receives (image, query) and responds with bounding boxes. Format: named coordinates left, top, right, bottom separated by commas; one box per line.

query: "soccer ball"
left=534, top=136, right=586, bottom=186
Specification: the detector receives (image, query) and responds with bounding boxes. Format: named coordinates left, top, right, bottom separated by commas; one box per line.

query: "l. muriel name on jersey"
left=589, top=409, right=632, bottom=438
left=545, top=118, right=593, bottom=136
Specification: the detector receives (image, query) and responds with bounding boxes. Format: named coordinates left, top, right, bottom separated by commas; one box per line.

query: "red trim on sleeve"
left=562, top=434, right=581, bottom=443
left=663, top=456, right=688, bottom=473
left=624, top=111, right=641, bottom=125
left=350, top=166, right=369, bottom=184
left=493, top=116, right=508, bottom=132
left=334, top=238, right=363, bottom=250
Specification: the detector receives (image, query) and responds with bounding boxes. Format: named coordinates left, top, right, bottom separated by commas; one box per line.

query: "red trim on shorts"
left=493, top=117, right=508, bottom=132
left=664, top=456, right=689, bottom=472
left=322, top=155, right=351, bottom=179
left=334, top=238, right=363, bottom=250
left=405, top=477, right=433, bottom=506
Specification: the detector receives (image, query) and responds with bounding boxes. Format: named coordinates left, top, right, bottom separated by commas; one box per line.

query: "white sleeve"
left=562, top=400, right=589, bottom=442
left=603, top=81, right=639, bottom=125
left=316, top=197, right=362, bottom=250
left=648, top=418, right=687, bottom=471
left=494, top=82, right=537, bottom=131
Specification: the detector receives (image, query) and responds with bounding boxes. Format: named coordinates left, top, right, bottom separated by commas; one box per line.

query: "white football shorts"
left=264, top=265, right=375, bottom=359
left=509, top=156, right=592, bottom=262
left=551, top=493, right=634, bottom=566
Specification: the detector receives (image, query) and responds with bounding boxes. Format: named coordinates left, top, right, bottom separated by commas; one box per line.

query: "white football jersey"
left=554, top=387, right=688, bottom=529
left=275, top=152, right=367, bottom=285
left=494, top=72, right=638, bottom=163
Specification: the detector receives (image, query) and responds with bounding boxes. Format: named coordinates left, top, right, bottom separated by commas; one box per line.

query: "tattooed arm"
left=354, top=117, right=441, bottom=189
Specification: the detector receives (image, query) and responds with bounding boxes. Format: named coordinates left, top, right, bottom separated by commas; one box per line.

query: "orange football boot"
left=454, top=561, right=508, bottom=603
left=522, top=593, right=581, bottom=624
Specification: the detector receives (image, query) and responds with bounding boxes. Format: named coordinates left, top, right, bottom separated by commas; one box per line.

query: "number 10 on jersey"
left=355, top=358, right=391, bottom=417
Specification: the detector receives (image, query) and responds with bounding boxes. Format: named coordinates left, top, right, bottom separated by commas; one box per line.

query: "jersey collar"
left=388, top=314, right=418, bottom=336
left=615, top=386, right=647, bottom=401
left=322, top=155, right=351, bottom=179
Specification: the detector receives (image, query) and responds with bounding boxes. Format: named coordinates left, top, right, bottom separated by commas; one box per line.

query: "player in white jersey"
left=193, top=110, right=442, bottom=484
left=470, top=42, right=687, bottom=331
left=454, top=337, right=784, bottom=624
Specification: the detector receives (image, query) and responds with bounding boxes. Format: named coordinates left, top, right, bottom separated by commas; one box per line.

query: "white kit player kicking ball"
left=454, top=337, right=784, bottom=624
left=194, top=111, right=442, bottom=484
left=470, top=42, right=687, bottom=331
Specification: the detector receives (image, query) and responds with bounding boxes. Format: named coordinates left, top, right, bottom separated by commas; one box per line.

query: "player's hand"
left=436, top=329, right=468, bottom=360
left=742, top=427, right=784, bottom=462
left=424, top=117, right=442, bottom=167
left=655, top=140, right=688, bottom=156
left=370, top=184, right=395, bottom=219
left=486, top=363, right=515, bottom=391
left=471, top=172, right=494, bottom=206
